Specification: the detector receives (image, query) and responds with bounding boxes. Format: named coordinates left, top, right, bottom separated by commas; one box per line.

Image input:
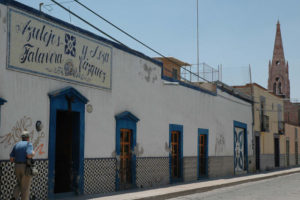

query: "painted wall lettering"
left=8, top=8, right=112, bottom=89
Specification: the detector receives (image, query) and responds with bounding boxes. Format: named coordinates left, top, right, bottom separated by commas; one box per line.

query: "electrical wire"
left=45, top=0, right=75, bottom=6
left=43, top=0, right=75, bottom=12
left=50, top=0, right=129, bottom=48
left=73, top=0, right=164, bottom=61
left=50, top=0, right=257, bottom=107
left=49, top=0, right=208, bottom=84
left=70, top=0, right=211, bottom=83
left=217, top=92, right=252, bottom=107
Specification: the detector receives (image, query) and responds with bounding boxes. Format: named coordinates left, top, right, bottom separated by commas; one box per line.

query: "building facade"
left=153, top=57, right=191, bottom=81
left=0, top=1, right=253, bottom=199
left=268, top=20, right=300, bottom=126
left=284, top=124, right=300, bottom=167
left=234, top=83, right=284, bottom=171
left=267, top=21, right=300, bottom=169
left=234, top=21, right=300, bottom=172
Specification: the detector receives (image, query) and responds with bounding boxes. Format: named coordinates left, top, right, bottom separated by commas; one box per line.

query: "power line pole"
left=249, top=64, right=255, bottom=156
left=197, top=0, right=199, bottom=82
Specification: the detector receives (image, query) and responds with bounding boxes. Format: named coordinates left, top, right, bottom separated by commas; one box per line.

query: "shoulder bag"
left=25, top=142, right=38, bottom=176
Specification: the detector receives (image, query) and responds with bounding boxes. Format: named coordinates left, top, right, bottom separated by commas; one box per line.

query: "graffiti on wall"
left=0, top=9, right=7, bottom=33
left=0, top=116, right=46, bottom=155
left=215, top=133, right=225, bottom=155
left=138, top=64, right=158, bottom=83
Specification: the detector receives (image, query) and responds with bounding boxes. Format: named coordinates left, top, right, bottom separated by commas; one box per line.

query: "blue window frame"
left=198, top=128, right=209, bottom=179
left=0, top=98, right=7, bottom=128
left=48, top=87, right=88, bottom=198
left=233, top=121, right=248, bottom=174
left=115, top=111, right=139, bottom=190
left=169, top=124, right=183, bottom=183
left=0, top=98, right=6, bottom=105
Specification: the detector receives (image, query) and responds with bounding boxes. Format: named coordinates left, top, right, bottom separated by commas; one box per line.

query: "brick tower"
left=268, top=20, right=290, bottom=99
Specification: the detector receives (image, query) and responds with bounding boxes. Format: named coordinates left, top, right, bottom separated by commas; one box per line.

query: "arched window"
left=273, top=77, right=282, bottom=95
left=278, top=82, right=282, bottom=94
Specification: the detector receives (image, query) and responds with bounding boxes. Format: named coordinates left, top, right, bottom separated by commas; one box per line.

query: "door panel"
left=198, top=134, right=207, bottom=177
left=255, top=136, right=260, bottom=170
left=54, top=111, right=80, bottom=194
left=171, top=131, right=180, bottom=179
left=234, top=127, right=246, bottom=173
left=286, top=140, right=290, bottom=166
left=274, top=138, right=280, bottom=167
left=296, top=142, right=298, bottom=165
left=120, top=129, right=132, bottom=188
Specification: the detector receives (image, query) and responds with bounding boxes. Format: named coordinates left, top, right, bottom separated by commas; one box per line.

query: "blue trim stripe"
left=0, top=98, right=6, bottom=105
left=162, top=76, right=217, bottom=96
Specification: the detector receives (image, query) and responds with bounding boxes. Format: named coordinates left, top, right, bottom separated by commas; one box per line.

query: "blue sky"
left=16, top=0, right=300, bottom=100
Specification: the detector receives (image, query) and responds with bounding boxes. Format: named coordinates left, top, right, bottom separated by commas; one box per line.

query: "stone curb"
left=68, top=168, right=300, bottom=200
left=136, top=169, right=300, bottom=200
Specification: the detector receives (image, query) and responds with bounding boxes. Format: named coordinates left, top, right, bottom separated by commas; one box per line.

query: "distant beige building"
left=234, top=83, right=284, bottom=171
left=154, top=57, right=217, bottom=92
left=284, top=123, right=300, bottom=166
left=267, top=21, right=300, bottom=168
left=153, top=57, right=191, bottom=80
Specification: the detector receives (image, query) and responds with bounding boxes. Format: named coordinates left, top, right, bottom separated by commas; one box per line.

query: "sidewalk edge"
left=136, top=170, right=300, bottom=200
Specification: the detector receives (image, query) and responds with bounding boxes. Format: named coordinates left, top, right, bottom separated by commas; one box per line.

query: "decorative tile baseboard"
left=136, top=157, right=169, bottom=188
left=183, top=156, right=198, bottom=182
left=84, top=158, right=116, bottom=194
left=0, top=160, right=48, bottom=200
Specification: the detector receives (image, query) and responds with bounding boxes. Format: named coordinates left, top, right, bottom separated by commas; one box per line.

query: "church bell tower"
left=268, top=21, right=290, bottom=99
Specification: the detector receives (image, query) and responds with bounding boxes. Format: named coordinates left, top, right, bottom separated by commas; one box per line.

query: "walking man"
left=10, top=131, right=35, bottom=200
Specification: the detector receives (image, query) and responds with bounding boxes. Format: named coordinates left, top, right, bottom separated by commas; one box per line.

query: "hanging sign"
left=7, top=8, right=112, bottom=90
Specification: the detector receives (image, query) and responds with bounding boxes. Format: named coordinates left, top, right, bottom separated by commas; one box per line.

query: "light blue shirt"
left=10, top=141, right=34, bottom=163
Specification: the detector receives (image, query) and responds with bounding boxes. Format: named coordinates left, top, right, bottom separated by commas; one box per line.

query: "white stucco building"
left=0, top=1, right=253, bottom=199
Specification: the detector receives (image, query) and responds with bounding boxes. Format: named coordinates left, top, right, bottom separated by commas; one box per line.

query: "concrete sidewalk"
left=68, top=167, right=300, bottom=200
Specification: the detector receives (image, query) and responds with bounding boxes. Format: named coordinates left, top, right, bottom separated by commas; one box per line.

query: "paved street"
left=64, top=168, right=300, bottom=200
left=168, top=173, right=300, bottom=200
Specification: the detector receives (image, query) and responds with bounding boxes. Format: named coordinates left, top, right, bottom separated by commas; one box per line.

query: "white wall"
left=0, top=3, right=253, bottom=160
